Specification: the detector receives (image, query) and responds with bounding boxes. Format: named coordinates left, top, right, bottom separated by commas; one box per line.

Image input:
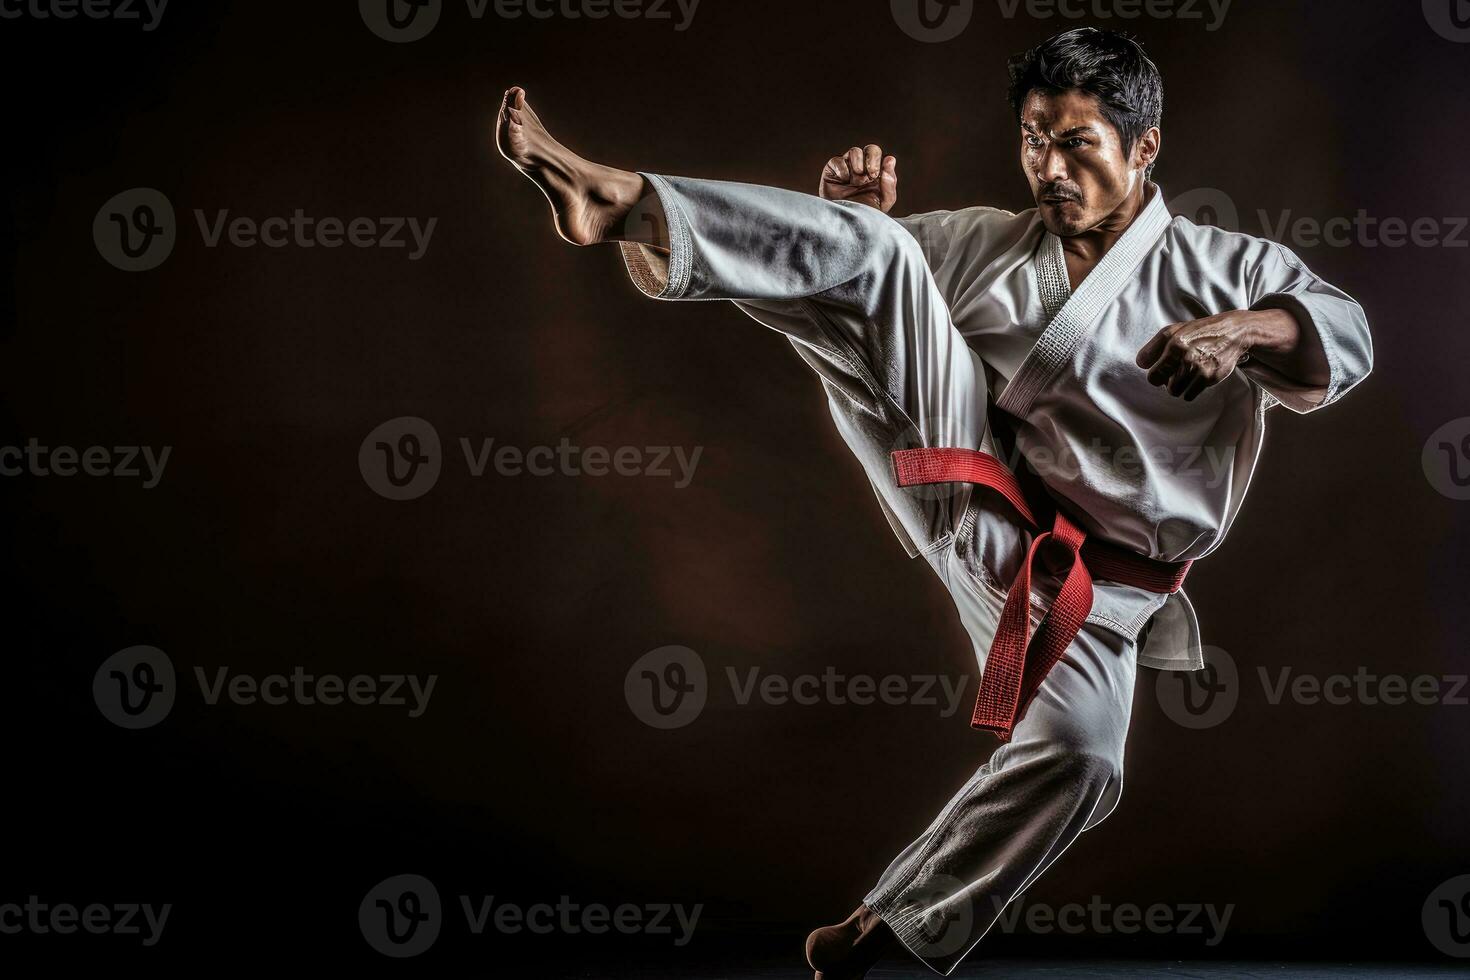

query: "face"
left=1019, top=88, right=1158, bottom=236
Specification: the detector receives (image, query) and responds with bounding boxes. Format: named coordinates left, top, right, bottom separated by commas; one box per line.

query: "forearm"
left=1242, top=307, right=1331, bottom=389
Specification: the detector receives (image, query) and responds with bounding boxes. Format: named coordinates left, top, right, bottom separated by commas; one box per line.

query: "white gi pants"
left=619, top=174, right=1136, bottom=976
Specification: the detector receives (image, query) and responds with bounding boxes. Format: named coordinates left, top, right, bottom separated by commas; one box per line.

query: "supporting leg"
left=862, top=610, right=1136, bottom=976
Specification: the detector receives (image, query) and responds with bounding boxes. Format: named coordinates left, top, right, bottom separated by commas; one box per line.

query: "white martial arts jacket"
left=895, top=183, right=1374, bottom=670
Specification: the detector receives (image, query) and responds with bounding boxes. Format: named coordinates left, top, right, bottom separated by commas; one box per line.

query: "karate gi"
left=618, top=173, right=1372, bottom=974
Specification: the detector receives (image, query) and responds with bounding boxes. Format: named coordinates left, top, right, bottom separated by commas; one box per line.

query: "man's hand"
left=1135, top=310, right=1262, bottom=401
left=819, top=145, right=898, bottom=213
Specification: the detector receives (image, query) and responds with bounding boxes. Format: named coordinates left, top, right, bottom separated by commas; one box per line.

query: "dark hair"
left=1007, top=28, right=1164, bottom=177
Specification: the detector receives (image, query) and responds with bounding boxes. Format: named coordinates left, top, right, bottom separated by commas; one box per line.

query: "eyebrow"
left=1021, top=122, right=1100, bottom=138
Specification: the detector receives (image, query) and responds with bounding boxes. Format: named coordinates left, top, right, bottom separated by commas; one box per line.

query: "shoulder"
left=900, top=204, right=1035, bottom=231
left=897, top=204, right=1042, bottom=253
left=1164, top=214, right=1308, bottom=271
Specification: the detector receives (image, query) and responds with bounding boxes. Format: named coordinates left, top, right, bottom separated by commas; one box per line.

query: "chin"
left=1041, top=211, right=1089, bottom=237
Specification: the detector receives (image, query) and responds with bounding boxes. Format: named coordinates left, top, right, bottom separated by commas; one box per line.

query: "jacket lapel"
left=997, top=186, right=1173, bottom=419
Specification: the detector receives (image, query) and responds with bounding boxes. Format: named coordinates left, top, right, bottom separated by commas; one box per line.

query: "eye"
left=1064, top=138, right=1088, bottom=149
left=1024, top=134, right=1043, bottom=148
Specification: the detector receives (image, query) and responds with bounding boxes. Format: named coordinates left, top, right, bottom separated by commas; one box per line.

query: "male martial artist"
left=496, top=27, right=1372, bottom=978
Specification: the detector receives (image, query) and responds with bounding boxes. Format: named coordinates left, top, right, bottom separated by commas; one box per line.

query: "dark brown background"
left=3, top=0, right=1467, bottom=971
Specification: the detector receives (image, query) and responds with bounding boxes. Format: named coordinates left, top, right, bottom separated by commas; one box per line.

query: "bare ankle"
left=611, top=176, right=671, bottom=250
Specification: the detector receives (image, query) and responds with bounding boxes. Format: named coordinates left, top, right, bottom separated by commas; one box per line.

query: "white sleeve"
left=1241, top=240, right=1375, bottom=414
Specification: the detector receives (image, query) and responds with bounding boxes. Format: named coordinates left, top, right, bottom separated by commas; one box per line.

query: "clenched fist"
left=819, top=145, right=898, bottom=213
left=1135, top=311, right=1257, bottom=401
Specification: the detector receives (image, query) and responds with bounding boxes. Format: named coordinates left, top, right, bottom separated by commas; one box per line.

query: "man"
left=497, top=27, right=1372, bottom=979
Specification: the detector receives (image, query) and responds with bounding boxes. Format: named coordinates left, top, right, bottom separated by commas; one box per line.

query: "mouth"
left=1041, top=195, right=1079, bottom=206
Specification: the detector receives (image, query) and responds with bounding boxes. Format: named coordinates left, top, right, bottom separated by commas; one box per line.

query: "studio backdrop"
left=3, top=0, right=1468, bottom=970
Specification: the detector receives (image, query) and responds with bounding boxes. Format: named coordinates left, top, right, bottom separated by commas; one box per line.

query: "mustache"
left=1039, top=183, right=1082, bottom=202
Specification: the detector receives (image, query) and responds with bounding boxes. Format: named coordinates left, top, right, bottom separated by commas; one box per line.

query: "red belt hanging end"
left=892, top=447, right=1189, bottom=742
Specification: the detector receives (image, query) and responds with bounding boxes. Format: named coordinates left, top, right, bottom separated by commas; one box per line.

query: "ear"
left=1134, top=126, right=1161, bottom=175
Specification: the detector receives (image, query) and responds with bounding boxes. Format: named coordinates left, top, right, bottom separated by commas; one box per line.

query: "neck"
left=1059, top=180, right=1153, bottom=261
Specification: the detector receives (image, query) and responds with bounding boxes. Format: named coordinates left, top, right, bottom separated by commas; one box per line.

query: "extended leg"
left=617, top=172, right=992, bottom=559
left=497, top=86, right=989, bottom=557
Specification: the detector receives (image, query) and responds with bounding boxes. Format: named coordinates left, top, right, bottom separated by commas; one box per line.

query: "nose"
left=1035, top=144, right=1068, bottom=185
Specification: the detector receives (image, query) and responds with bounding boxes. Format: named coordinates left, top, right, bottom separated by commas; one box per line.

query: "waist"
left=893, top=446, right=1192, bottom=594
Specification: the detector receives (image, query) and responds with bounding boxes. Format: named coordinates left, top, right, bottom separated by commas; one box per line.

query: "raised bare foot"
left=496, top=86, right=651, bottom=247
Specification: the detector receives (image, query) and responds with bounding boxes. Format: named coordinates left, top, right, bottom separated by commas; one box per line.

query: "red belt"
left=891, top=447, right=1192, bottom=742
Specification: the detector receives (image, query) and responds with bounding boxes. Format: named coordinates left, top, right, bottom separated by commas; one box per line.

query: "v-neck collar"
left=998, top=184, right=1173, bottom=419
